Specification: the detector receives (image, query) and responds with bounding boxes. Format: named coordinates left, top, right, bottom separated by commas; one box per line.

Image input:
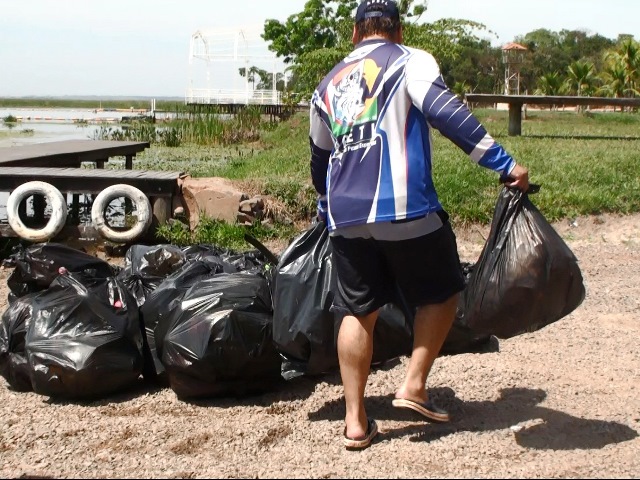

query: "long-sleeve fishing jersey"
left=310, top=39, right=516, bottom=231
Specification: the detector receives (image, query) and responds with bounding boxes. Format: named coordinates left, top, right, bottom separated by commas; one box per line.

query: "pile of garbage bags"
left=0, top=185, right=585, bottom=401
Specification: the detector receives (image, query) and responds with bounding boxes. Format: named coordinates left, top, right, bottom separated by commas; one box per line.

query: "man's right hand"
left=503, top=164, right=529, bottom=192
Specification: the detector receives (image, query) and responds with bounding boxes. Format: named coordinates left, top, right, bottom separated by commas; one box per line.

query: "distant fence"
left=185, top=89, right=282, bottom=106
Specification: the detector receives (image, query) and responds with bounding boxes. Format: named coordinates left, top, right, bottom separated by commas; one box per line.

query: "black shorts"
left=330, top=217, right=465, bottom=316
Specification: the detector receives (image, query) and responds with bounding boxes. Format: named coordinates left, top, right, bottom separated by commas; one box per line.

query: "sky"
left=0, top=0, right=637, bottom=98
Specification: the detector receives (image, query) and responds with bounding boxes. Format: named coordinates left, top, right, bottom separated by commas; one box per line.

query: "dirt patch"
left=169, top=433, right=212, bottom=455
left=0, top=213, right=638, bottom=478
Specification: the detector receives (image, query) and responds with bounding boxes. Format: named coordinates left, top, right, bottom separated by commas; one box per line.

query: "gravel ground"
left=1, top=212, right=638, bottom=479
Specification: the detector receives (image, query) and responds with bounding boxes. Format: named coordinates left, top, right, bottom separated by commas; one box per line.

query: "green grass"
left=149, top=108, right=640, bottom=245
left=156, top=216, right=296, bottom=253
left=469, top=109, right=640, bottom=223
left=4, top=104, right=640, bottom=249
left=155, top=108, right=640, bottom=229
left=428, top=120, right=640, bottom=225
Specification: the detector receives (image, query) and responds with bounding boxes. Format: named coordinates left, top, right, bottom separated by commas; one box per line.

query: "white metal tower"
left=186, top=25, right=285, bottom=105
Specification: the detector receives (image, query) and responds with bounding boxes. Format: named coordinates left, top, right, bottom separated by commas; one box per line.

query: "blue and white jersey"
left=310, top=39, right=516, bottom=231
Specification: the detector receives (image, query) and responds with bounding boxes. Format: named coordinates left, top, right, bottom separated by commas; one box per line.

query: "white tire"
left=91, top=184, right=152, bottom=243
left=6, top=181, right=68, bottom=242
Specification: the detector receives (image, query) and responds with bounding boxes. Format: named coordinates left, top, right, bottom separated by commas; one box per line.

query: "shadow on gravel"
left=41, top=375, right=324, bottom=409
left=16, top=475, right=58, bottom=479
left=179, top=375, right=332, bottom=409
left=183, top=361, right=408, bottom=408
left=43, top=379, right=167, bottom=407
left=39, top=368, right=340, bottom=409
left=308, top=387, right=639, bottom=450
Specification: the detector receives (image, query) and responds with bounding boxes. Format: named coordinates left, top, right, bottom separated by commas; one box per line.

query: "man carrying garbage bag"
left=309, top=0, right=529, bottom=449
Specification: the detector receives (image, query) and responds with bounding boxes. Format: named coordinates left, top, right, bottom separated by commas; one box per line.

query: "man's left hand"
left=504, top=164, right=529, bottom=192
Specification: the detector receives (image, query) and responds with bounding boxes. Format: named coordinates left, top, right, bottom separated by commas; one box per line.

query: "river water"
left=0, top=107, right=156, bottom=147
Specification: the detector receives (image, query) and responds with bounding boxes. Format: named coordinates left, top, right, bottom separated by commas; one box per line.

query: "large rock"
left=181, top=177, right=248, bottom=229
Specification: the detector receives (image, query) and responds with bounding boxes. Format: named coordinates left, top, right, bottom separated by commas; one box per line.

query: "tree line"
left=251, top=0, right=638, bottom=102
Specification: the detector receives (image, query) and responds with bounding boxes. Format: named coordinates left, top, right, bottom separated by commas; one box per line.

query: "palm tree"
left=566, top=60, right=600, bottom=112
left=598, top=64, right=628, bottom=111
left=605, top=40, right=640, bottom=98
left=535, top=72, right=567, bottom=110
left=566, top=60, right=597, bottom=97
left=452, top=81, right=471, bottom=101
left=238, top=66, right=262, bottom=90
left=618, top=40, right=640, bottom=90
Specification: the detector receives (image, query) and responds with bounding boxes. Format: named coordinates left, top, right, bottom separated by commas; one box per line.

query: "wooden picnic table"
left=0, top=140, right=150, bottom=169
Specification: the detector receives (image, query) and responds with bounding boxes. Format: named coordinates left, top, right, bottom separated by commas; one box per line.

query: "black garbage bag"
left=369, top=303, right=414, bottom=366
left=272, top=223, right=338, bottom=378
left=138, top=243, right=275, bottom=381
left=5, top=243, right=115, bottom=300
left=140, top=260, right=218, bottom=379
left=25, top=273, right=144, bottom=400
left=157, top=272, right=282, bottom=399
left=442, top=262, right=494, bottom=355
left=183, top=244, right=273, bottom=277
left=273, top=222, right=412, bottom=379
left=441, top=321, right=495, bottom=355
left=273, top=222, right=493, bottom=380
left=117, top=244, right=187, bottom=307
left=460, top=186, right=586, bottom=339
left=118, top=243, right=269, bottom=308
left=0, top=295, right=37, bottom=391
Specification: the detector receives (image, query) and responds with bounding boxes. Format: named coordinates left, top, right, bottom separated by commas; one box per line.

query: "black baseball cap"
left=355, top=0, right=400, bottom=23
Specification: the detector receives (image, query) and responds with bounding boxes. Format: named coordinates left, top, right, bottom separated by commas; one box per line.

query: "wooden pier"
left=0, top=167, right=182, bottom=196
left=0, top=140, right=184, bottom=240
left=0, top=140, right=150, bottom=169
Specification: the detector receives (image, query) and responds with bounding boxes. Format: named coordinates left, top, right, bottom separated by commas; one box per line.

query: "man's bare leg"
left=395, top=293, right=459, bottom=403
left=337, top=310, right=378, bottom=439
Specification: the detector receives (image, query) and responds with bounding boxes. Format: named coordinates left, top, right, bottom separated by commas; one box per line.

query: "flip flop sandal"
left=392, top=397, right=451, bottom=423
left=343, top=418, right=378, bottom=450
